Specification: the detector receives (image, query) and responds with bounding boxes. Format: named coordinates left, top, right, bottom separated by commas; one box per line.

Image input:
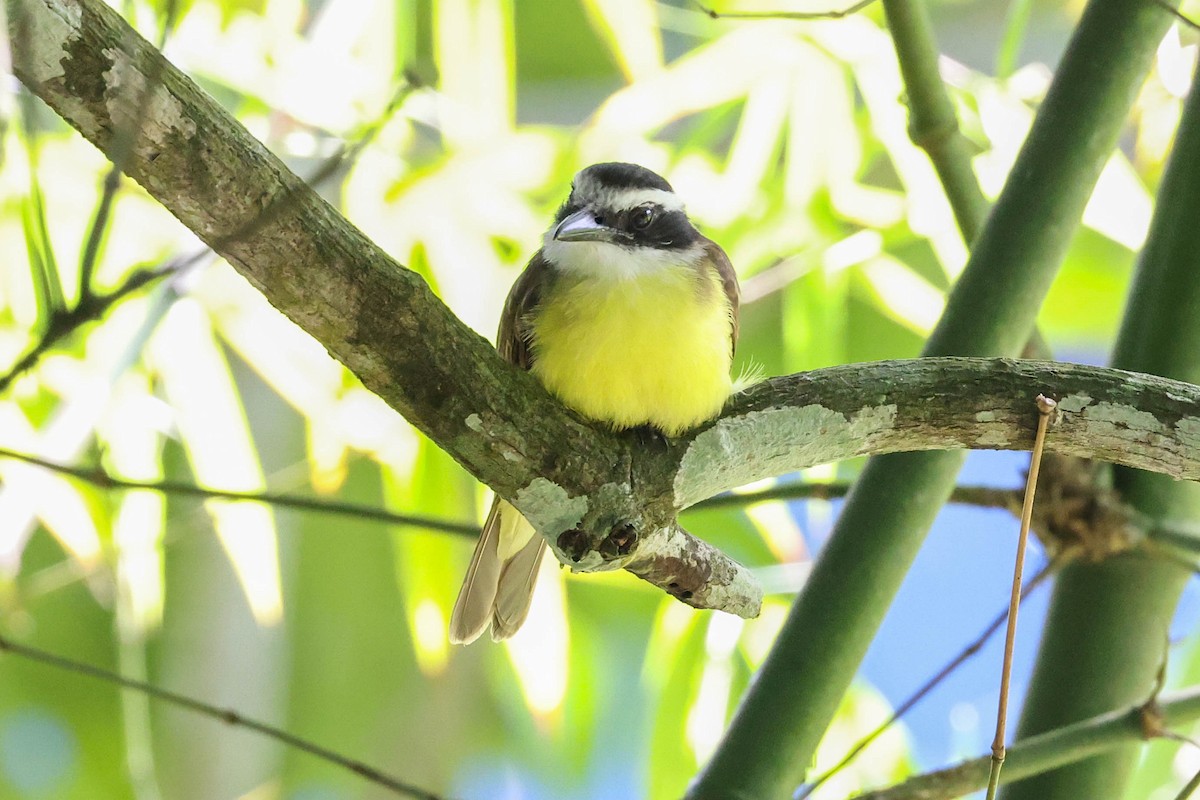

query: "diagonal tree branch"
left=4, top=0, right=756, bottom=615
left=851, top=686, right=1200, bottom=800
left=10, top=0, right=1194, bottom=626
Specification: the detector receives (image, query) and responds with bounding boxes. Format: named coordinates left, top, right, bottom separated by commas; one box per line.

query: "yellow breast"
left=529, top=266, right=733, bottom=437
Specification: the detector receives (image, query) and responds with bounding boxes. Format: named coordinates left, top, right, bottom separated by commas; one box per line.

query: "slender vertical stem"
left=987, top=395, right=1056, bottom=798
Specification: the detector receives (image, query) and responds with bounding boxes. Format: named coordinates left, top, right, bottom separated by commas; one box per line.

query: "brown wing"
left=702, top=238, right=740, bottom=357
left=450, top=254, right=553, bottom=644
left=497, top=250, right=553, bottom=370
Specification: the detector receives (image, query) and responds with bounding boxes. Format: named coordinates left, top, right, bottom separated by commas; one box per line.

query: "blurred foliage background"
left=0, top=0, right=1198, bottom=798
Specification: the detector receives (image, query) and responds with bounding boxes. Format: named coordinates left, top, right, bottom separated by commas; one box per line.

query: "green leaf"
left=996, top=0, right=1037, bottom=78
left=0, top=531, right=133, bottom=798
left=20, top=181, right=66, bottom=329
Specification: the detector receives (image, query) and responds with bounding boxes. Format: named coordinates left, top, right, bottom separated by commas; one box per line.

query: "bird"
left=449, top=162, right=740, bottom=644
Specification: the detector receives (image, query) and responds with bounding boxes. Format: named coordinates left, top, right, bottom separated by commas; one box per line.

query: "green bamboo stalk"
left=1001, top=50, right=1200, bottom=800
left=687, top=1, right=1176, bottom=797
left=883, top=0, right=1054, bottom=363
left=882, top=0, right=989, bottom=246
left=996, top=0, right=1037, bottom=79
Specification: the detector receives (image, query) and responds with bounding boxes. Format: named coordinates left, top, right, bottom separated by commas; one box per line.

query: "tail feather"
left=491, top=534, right=546, bottom=640
left=450, top=499, right=544, bottom=644
left=449, top=500, right=503, bottom=644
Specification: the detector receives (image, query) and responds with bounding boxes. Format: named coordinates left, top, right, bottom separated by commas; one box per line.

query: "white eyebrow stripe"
left=602, top=187, right=684, bottom=212
left=572, top=172, right=685, bottom=213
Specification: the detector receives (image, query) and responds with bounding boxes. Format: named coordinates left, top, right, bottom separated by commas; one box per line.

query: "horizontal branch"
left=672, top=358, right=1200, bottom=508
left=852, top=686, right=1200, bottom=799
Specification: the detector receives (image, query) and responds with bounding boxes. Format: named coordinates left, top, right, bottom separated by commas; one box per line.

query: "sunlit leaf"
left=100, top=370, right=167, bottom=633
left=434, top=0, right=515, bottom=144
left=645, top=601, right=705, bottom=799
left=150, top=298, right=282, bottom=625
left=387, top=437, right=476, bottom=676
left=827, top=19, right=968, bottom=281
left=581, top=0, right=663, bottom=82
left=0, top=531, right=133, bottom=798
left=19, top=183, right=65, bottom=327
left=0, top=392, right=105, bottom=581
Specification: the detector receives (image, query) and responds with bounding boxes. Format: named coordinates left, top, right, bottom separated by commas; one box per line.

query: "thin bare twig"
left=1174, top=767, right=1200, bottom=800
left=0, top=633, right=449, bottom=800
left=693, top=481, right=1018, bottom=511
left=691, top=0, right=878, bottom=20
left=0, top=262, right=175, bottom=393
left=795, top=560, right=1058, bottom=798
left=987, top=394, right=1057, bottom=799
left=1151, top=0, right=1200, bottom=31
left=1, top=443, right=1026, bottom=540
left=0, top=447, right=477, bottom=537
left=850, top=686, right=1200, bottom=800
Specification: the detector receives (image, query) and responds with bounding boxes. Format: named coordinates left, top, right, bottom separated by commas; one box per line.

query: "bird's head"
left=541, top=162, right=706, bottom=279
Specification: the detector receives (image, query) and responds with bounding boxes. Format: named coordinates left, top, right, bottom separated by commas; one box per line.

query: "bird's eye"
left=631, top=206, right=655, bottom=230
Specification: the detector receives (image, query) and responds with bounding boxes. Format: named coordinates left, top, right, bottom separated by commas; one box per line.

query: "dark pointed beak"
left=553, top=208, right=623, bottom=243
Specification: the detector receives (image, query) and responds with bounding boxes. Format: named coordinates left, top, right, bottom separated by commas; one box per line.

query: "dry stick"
left=986, top=394, right=1058, bottom=800
left=690, top=0, right=879, bottom=20
left=0, top=633, right=450, bottom=800
left=796, top=560, right=1058, bottom=799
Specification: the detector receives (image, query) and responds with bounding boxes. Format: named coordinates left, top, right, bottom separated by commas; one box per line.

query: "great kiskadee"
left=449, top=162, right=740, bottom=644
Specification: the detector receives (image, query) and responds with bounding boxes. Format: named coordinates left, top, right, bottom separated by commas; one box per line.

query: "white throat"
left=541, top=237, right=704, bottom=281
